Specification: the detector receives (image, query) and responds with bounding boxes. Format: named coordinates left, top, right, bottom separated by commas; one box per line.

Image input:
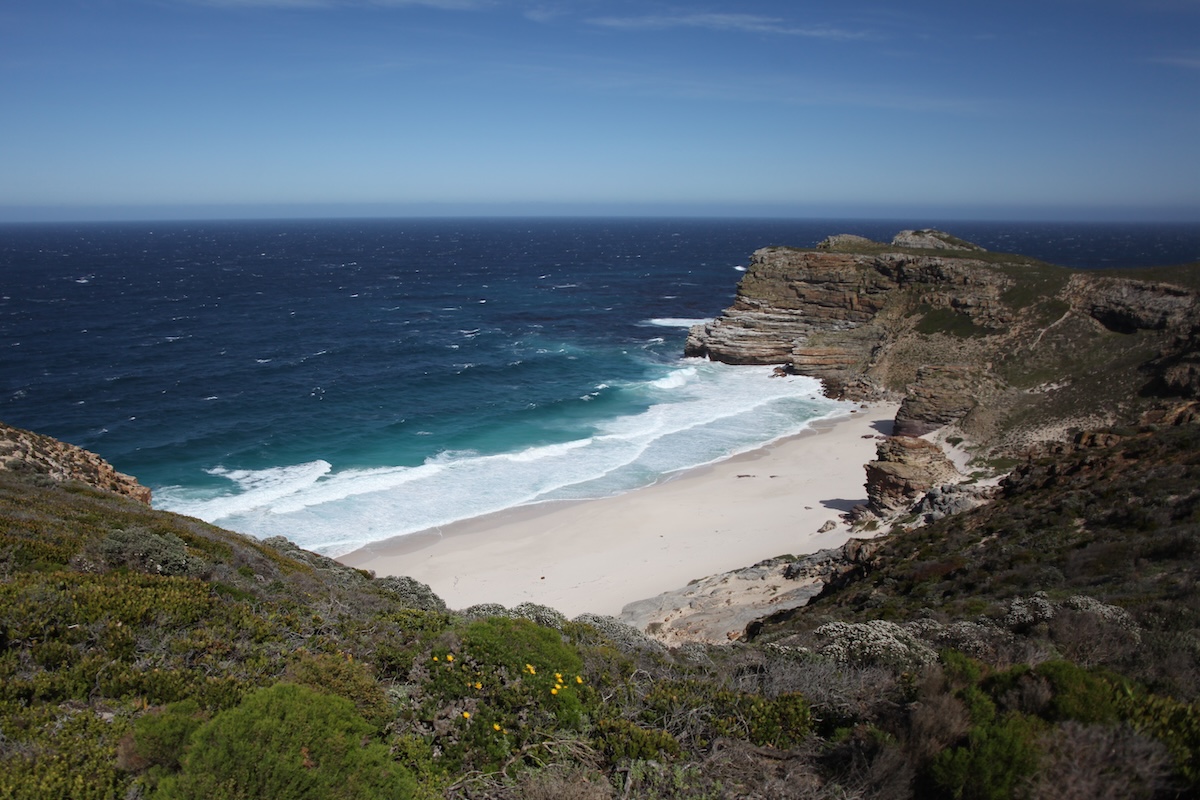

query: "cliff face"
left=0, top=420, right=151, bottom=504
left=687, top=230, right=1200, bottom=455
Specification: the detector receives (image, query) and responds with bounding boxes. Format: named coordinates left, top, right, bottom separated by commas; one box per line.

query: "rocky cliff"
left=687, top=229, right=1200, bottom=457
left=0, top=420, right=151, bottom=504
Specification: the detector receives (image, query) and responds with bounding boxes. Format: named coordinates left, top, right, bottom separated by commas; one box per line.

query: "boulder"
left=863, top=436, right=960, bottom=516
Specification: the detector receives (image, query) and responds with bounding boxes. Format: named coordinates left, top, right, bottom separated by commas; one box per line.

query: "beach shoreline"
left=337, top=402, right=899, bottom=619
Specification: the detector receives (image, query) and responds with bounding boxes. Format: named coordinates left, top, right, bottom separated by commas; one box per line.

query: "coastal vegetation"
left=3, top=420, right=1199, bottom=798
left=2, top=231, right=1199, bottom=798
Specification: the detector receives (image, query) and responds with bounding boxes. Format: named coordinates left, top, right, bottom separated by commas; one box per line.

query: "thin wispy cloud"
left=1152, top=54, right=1200, bottom=69
left=586, top=13, right=870, bottom=41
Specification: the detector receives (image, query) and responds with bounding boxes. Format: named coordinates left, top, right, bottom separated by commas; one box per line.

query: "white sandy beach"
left=338, top=403, right=899, bottom=619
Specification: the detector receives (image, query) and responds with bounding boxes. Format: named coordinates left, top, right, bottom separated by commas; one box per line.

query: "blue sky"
left=1, top=0, right=1198, bottom=221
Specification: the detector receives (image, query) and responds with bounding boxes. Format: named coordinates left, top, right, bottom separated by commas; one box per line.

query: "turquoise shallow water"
left=2, top=218, right=1197, bottom=554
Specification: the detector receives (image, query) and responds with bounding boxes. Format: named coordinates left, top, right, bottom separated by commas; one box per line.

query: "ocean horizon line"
left=4, top=204, right=1200, bottom=226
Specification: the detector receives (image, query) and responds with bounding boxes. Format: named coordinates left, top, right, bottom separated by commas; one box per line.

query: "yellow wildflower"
left=551, top=688, right=558, bottom=695
left=493, top=723, right=501, bottom=731
left=462, top=711, right=470, bottom=719
left=474, top=682, right=482, bottom=690
left=447, top=654, right=454, bottom=662
left=576, top=676, right=584, bottom=684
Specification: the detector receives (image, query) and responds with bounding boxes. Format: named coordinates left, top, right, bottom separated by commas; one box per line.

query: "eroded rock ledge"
left=619, top=540, right=883, bottom=646
left=0, top=420, right=151, bottom=504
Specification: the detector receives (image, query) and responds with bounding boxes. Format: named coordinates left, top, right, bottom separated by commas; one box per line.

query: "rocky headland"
left=640, top=229, right=1200, bottom=642
left=688, top=228, right=1198, bottom=492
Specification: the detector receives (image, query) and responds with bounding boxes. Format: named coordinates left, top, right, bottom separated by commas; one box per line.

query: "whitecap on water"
left=156, top=362, right=848, bottom=556
left=643, top=317, right=711, bottom=328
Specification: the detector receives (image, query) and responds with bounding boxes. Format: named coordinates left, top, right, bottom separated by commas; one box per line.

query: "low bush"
left=593, top=717, right=681, bottom=762
left=398, top=617, right=597, bottom=776
left=122, top=698, right=207, bottom=774
left=154, top=683, right=416, bottom=800
left=639, top=679, right=812, bottom=750
left=925, top=713, right=1041, bottom=800
left=285, top=650, right=393, bottom=728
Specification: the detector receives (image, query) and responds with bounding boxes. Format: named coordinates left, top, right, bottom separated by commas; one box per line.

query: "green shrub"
left=122, top=699, right=207, bottom=775
left=1034, top=660, right=1118, bottom=724
left=460, top=616, right=584, bottom=679
left=914, top=306, right=995, bottom=338
left=0, top=705, right=131, bottom=800
left=1117, top=687, right=1200, bottom=790
left=939, top=649, right=983, bottom=687
left=640, top=679, right=812, bottom=750
left=956, top=685, right=998, bottom=726
left=154, top=683, right=416, bottom=800
left=401, top=617, right=596, bottom=775
left=927, top=713, right=1041, bottom=800
left=284, top=651, right=393, bottom=728
left=593, top=718, right=681, bottom=762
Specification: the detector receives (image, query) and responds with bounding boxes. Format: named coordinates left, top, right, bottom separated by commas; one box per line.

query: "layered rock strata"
left=687, top=231, right=1200, bottom=448
left=684, top=241, right=1012, bottom=399
left=0, top=420, right=151, bottom=504
left=894, top=365, right=981, bottom=437
left=862, top=435, right=961, bottom=517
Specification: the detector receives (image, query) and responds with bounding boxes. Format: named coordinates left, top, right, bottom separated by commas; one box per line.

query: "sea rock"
left=0, top=420, right=151, bottom=504
left=621, top=540, right=893, bottom=646
left=684, top=248, right=897, bottom=367
left=863, top=436, right=960, bottom=516
left=687, top=230, right=1200, bottom=452
left=1160, top=356, right=1200, bottom=399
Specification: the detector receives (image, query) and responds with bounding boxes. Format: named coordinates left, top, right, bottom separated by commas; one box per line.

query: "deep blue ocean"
left=2, top=218, right=1198, bottom=555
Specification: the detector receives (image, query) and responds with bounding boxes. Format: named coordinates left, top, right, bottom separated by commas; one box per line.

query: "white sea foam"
left=155, top=362, right=847, bottom=556
left=160, top=460, right=332, bottom=521
left=649, top=367, right=697, bottom=390
left=644, top=317, right=710, bottom=328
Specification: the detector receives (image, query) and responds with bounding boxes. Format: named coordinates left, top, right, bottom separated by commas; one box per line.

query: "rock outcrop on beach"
left=861, top=435, right=961, bottom=517
left=619, top=554, right=839, bottom=646
left=0, top=420, right=151, bottom=504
